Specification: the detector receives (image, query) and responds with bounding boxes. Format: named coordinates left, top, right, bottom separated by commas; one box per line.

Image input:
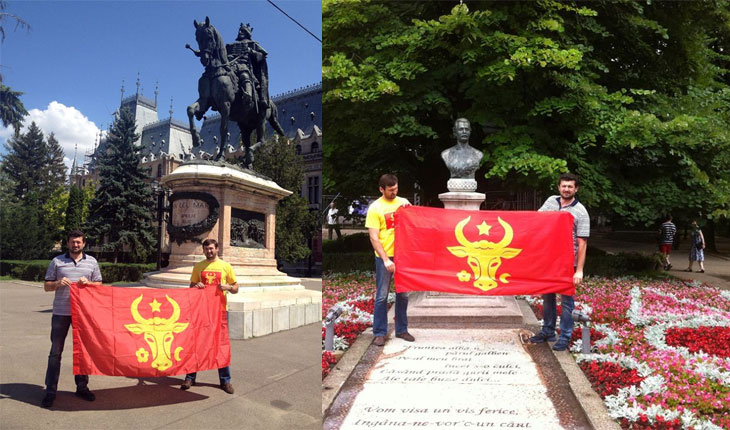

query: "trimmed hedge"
left=322, top=233, right=372, bottom=253
left=99, top=263, right=156, bottom=283
left=584, top=249, right=663, bottom=277
left=0, top=260, right=155, bottom=283
left=323, top=252, right=373, bottom=274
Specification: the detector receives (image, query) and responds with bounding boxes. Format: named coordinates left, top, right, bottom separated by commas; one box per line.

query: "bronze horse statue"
left=186, top=17, right=285, bottom=167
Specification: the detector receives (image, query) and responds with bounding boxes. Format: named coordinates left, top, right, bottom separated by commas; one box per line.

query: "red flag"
left=70, top=283, right=230, bottom=377
left=394, top=206, right=575, bottom=295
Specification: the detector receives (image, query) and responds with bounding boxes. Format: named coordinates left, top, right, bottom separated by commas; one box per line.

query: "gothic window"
left=308, top=176, right=320, bottom=205
left=157, top=164, right=162, bottom=177
left=296, top=144, right=302, bottom=155
left=311, top=141, right=319, bottom=153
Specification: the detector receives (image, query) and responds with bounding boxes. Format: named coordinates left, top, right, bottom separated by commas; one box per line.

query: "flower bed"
left=322, top=271, right=394, bottom=378
left=525, top=277, right=730, bottom=429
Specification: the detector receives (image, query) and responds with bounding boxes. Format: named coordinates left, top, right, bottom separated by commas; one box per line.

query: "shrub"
left=584, top=251, right=663, bottom=277
left=99, top=263, right=155, bottom=283
left=323, top=252, right=373, bottom=273
left=9, top=261, right=48, bottom=281
left=0, top=260, right=155, bottom=283
left=322, top=233, right=372, bottom=253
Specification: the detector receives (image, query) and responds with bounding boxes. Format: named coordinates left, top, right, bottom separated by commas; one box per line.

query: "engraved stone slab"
left=172, top=198, right=210, bottom=226
left=339, top=329, right=562, bottom=429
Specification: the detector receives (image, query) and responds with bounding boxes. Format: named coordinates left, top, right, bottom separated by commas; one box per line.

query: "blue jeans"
left=45, top=315, right=89, bottom=395
left=541, top=293, right=574, bottom=341
left=186, top=367, right=231, bottom=385
left=373, top=257, right=408, bottom=337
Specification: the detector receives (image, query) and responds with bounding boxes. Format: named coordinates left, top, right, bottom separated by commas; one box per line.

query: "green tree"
left=0, top=0, right=30, bottom=43
left=65, top=185, right=85, bottom=234
left=0, top=170, right=50, bottom=259
left=42, top=186, right=68, bottom=245
left=0, top=82, right=28, bottom=133
left=251, top=136, right=317, bottom=263
left=0, top=1, right=30, bottom=132
left=43, top=133, right=66, bottom=196
left=2, top=122, right=48, bottom=201
left=85, top=109, right=156, bottom=263
left=0, top=125, right=68, bottom=258
left=323, top=1, right=730, bottom=233
left=0, top=193, right=52, bottom=260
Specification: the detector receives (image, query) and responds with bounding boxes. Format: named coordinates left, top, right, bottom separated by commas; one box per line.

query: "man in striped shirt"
left=659, top=215, right=677, bottom=270
left=529, top=173, right=590, bottom=352
left=41, top=230, right=102, bottom=408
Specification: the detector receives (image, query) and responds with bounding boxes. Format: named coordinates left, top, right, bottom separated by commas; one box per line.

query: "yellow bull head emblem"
left=447, top=216, right=522, bottom=292
left=124, top=294, right=189, bottom=371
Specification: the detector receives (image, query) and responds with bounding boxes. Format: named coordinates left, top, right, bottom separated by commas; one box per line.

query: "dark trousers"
left=45, top=315, right=89, bottom=395
left=328, top=224, right=341, bottom=240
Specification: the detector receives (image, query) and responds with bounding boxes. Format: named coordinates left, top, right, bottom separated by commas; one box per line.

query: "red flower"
left=665, top=326, right=730, bottom=359
left=322, top=351, right=337, bottom=378
left=579, top=360, right=645, bottom=398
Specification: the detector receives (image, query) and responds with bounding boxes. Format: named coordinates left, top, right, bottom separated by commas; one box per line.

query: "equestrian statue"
left=186, top=17, right=285, bottom=168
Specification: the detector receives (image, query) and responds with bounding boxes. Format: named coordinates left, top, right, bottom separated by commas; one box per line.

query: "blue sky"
left=0, top=0, right=322, bottom=169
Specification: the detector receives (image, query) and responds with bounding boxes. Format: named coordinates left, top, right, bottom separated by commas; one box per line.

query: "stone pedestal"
left=143, top=161, right=321, bottom=338
left=438, top=191, right=485, bottom=211
left=409, top=292, right=523, bottom=325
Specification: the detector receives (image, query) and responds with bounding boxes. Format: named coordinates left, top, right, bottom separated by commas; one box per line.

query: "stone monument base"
left=408, top=291, right=523, bottom=325
left=143, top=161, right=321, bottom=339
left=438, top=191, right=485, bottom=211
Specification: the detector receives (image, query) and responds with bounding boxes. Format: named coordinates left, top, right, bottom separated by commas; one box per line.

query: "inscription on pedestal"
left=167, top=192, right=220, bottom=245
left=339, top=329, right=562, bottom=430
left=172, top=199, right=209, bottom=226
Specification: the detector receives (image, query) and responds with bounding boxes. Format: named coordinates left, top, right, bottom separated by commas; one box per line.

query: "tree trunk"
left=705, top=219, right=717, bottom=253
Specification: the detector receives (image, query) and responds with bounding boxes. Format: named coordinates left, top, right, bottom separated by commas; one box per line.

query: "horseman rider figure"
left=226, top=23, right=269, bottom=113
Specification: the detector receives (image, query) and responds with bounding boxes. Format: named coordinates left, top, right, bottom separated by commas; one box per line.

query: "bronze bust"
left=441, top=118, right=483, bottom=191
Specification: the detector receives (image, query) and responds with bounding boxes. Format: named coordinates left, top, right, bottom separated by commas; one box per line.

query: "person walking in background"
left=365, top=173, right=414, bottom=347
left=326, top=202, right=341, bottom=240
left=658, top=215, right=677, bottom=270
left=686, top=220, right=706, bottom=273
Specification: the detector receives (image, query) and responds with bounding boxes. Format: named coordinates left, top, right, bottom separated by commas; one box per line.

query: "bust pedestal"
left=438, top=191, right=485, bottom=211
left=143, top=161, right=321, bottom=338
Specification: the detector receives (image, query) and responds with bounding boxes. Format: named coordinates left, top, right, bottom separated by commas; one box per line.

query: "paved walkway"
left=589, top=234, right=730, bottom=290
left=0, top=280, right=321, bottom=430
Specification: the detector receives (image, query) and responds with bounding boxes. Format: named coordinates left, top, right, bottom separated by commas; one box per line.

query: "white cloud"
left=0, top=101, right=101, bottom=173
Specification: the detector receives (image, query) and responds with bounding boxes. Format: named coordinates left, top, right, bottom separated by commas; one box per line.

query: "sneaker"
left=74, top=388, right=95, bottom=402
left=221, top=382, right=234, bottom=394
left=373, top=336, right=385, bottom=346
left=529, top=332, right=556, bottom=343
left=40, top=393, right=55, bottom=408
left=180, top=379, right=195, bottom=390
left=552, top=338, right=570, bottom=351
left=699, top=269, right=705, bottom=273
left=396, top=332, right=415, bottom=342
left=666, top=264, right=672, bottom=270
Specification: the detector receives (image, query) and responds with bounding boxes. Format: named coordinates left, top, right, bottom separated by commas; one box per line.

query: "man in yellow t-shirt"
left=181, top=238, right=238, bottom=394
left=365, top=173, right=414, bottom=347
